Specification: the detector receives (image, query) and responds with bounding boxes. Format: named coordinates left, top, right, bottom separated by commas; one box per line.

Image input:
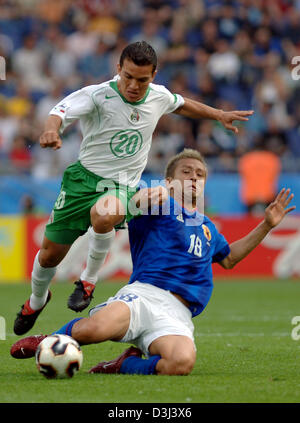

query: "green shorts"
left=45, top=161, right=138, bottom=244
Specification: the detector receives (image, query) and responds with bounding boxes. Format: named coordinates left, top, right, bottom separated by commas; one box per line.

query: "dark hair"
left=119, top=41, right=157, bottom=73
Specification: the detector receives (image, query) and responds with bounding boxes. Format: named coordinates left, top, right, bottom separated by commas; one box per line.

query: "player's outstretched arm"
left=220, top=188, right=296, bottom=269
left=39, top=115, right=63, bottom=150
left=174, top=97, right=254, bottom=134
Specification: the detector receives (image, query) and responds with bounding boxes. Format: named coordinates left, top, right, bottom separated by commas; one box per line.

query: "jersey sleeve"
left=153, top=84, right=185, bottom=114
left=210, top=222, right=231, bottom=263
left=49, top=87, right=95, bottom=134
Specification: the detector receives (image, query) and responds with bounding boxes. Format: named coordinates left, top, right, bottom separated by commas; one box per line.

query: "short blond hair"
left=165, top=149, right=207, bottom=179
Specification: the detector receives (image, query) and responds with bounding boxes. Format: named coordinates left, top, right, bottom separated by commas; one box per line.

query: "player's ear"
left=151, top=69, right=157, bottom=81
left=117, top=63, right=121, bottom=74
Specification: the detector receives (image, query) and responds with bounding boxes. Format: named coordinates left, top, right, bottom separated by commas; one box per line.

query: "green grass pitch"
left=0, top=279, right=300, bottom=403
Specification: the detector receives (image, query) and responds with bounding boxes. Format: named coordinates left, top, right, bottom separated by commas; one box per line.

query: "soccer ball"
left=35, top=334, right=83, bottom=379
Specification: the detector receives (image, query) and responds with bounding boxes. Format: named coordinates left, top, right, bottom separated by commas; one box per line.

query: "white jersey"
left=49, top=76, right=184, bottom=187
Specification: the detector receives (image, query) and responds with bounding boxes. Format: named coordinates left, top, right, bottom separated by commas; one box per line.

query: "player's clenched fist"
left=39, top=130, right=62, bottom=150
left=133, top=186, right=168, bottom=210
left=149, top=186, right=168, bottom=206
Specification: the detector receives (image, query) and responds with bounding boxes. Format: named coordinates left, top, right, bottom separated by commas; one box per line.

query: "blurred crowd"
left=0, top=0, right=300, bottom=179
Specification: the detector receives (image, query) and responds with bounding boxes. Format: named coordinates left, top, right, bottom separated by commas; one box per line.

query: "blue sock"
left=120, top=355, right=161, bottom=375
left=52, top=317, right=83, bottom=337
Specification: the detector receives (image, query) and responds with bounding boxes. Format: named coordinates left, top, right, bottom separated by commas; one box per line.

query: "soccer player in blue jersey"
left=14, top=40, right=254, bottom=338
left=11, top=149, right=295, bottom=376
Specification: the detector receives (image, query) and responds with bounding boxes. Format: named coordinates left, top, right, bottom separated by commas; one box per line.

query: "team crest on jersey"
left=202, top=224, right=211, bottom=241
left=130, top=108, right=140, bottom=122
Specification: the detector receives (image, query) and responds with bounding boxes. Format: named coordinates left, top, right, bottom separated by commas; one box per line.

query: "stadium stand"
left=0, top=0, right=300, bottom=213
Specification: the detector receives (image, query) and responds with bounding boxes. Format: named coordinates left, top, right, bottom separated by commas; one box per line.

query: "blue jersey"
left=128, top=196, right=230, bottom=317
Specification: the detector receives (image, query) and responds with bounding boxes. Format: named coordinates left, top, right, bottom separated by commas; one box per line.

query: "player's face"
left=117, top=59, right=156, bottom=102
left=168, top=158, right=207, bottom=205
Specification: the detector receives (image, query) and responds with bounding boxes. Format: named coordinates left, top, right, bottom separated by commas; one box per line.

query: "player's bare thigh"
left=71, top=301, right=131, bottom=344
left=149, top=335, right=196, bottom=375
left=39, top=194, right=126, bottom=266
left=91, top=194, right=126, bottom=232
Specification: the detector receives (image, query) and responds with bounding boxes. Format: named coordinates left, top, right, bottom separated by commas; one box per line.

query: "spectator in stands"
left=254, top=52, right=290, bottom=129
left=160, top=22, right=192, bottom=80
left=218, top=2, right=241, bottom=41
left=9, top=134, right=32, bottom=174
left=5, top=82, right=33, bottom=118
left=251, top=26, right=283, bottom=70
left=0, top=97, right=19, bottom=157
left=207, top=38, right=241, bottom=83
left=35, top=82, right=65, bottom=125
left=49, top=34, right=78, bottom=81
left=0, top=0, right=300, bottom=175
left=130, top=16, right=167, bottom=59
left=36, top=0, right=71, bottom=25
left=78, top=37, right=113, bottom=84
left=12, top=33, right=52, bottom=93
left=197, top=19, right=219, bottom=54
left=65, top=16, right=100, bottom=59
left=20, top=194, right=46, bottom=216
left=286, top=104, right=300, bottom=159
left=238, top=140, right=281, bottom=215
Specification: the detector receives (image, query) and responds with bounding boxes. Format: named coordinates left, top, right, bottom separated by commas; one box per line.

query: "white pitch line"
left=201, top=316, right=292, bottom=322
left=194, top=332, right=290, bottom=337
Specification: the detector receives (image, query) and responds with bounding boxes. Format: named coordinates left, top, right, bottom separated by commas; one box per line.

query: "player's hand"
left=218, top=110, right=254, bottom=134
left=264, top=188, right=296, bottom=229
left=133, top=186, right=168, bottom=210
left=148, top=186, right=168, bottom=207
left=39, top=131, right=62, bottom=150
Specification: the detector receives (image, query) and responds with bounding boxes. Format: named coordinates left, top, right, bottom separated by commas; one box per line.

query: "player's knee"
left=166, top=351, right=196, bottom=375
left=90, top=205, right=124, bottom=232
left=71, top=318, right=105, bottom=344
left=38, top=249, right=61, bottom=268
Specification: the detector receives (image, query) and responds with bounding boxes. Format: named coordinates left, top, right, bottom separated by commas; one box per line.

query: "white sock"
left=30, top=252, right=56, bottom=310
left=80, top=227, right=115, bottom=285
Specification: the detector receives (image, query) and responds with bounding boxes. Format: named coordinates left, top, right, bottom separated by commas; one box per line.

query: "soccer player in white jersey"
left=14, top=41, right=254, bottom=336
left=11, top=149, right=295, bottom=376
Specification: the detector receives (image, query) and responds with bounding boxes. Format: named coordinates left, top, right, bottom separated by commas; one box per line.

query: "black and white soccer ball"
left=35, top=334, right=83, bottom=379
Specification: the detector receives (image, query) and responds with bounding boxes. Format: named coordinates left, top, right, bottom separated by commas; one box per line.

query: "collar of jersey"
left=171, top=196, right=204, bottom=219
left=109, top=80, right=151, bottom=105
